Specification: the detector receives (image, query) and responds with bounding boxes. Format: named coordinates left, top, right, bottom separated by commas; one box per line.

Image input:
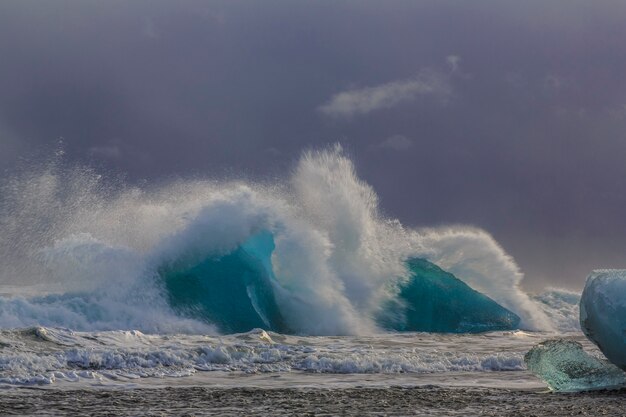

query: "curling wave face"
left=0, top=146, right=559, bottom=335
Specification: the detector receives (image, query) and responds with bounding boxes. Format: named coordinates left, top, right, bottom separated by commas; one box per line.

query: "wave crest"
left=0, top=146, right=557, bottom=334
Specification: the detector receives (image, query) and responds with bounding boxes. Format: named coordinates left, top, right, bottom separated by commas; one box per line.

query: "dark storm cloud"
left=2, top=0, right=626, bottom=290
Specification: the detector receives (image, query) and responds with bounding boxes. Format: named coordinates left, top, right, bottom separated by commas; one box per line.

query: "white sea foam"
left=0, top=327, right=533, bottom=387
left=532, top=288, right=580, bottom=332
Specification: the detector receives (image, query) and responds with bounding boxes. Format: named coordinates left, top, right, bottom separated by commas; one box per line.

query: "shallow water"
left=0, top=328, right=594, bottom=389
left=0, top=327, right=617, bottom=416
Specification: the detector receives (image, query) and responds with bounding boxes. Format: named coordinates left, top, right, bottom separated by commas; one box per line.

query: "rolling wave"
left=0, top=145, right=568, bottom=334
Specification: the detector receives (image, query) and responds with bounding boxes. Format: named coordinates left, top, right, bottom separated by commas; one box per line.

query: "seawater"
left=0, top=327, right=591, bottom=389
left=0, top=146, right=583, bottom=389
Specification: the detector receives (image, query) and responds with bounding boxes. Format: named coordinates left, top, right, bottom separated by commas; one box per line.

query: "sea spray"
left=0, top=146, right=554, bottom=334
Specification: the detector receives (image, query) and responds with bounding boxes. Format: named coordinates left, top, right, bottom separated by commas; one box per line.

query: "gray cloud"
left=89, top=145, right=122, bottom=160
left=379, top=135, right=412, bottom=151
left=608, top=104, right=626, bottom=120
left=141, top=17, right=159, bottom=39
left=446, top=55, right=461, bottom=73
left=318, top=70, right=451, bottom=118
left=544, top=74, right=566, bottom=90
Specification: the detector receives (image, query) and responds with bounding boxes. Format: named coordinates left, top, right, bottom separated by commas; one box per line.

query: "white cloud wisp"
left=319, top=70, right=451, bottom=118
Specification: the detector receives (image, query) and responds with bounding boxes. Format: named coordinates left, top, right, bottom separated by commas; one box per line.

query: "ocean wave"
left=0, top=145, right=570, bottom=334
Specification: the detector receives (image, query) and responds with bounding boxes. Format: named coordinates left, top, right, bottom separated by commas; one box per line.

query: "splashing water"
left=0, top=145, right=557, bottom=335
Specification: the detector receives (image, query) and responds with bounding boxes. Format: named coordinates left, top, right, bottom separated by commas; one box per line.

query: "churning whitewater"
left=0, top=146, right=562, bottom=336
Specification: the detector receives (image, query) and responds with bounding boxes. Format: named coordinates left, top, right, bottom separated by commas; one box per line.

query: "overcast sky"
left=2, top=0, right=626, bottom=290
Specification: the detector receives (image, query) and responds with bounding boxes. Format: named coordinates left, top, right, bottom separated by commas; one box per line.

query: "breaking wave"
left=0, top=145, right=565, bottom=335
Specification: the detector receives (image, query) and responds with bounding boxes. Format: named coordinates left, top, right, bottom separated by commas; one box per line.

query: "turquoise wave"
left=158, top=231, right=288, bottom=334
left=158, top=232, right=520, bottom=334
left=380, top=258, right=520, bottom=333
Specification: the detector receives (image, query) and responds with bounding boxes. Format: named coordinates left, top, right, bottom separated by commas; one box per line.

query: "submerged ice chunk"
left=580, top=270, right=626, bottom=371
left=524, top=339, right=626, bottom=392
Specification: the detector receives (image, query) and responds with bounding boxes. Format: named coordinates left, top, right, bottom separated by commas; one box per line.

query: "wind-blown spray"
left=0, top=146, right=553, bottom=334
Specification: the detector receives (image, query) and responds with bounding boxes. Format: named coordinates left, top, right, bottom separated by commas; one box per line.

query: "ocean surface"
left=0, top=147, right=614, bottom=415
left=3, top=329, right=623, bottom=416
left=0, top=327, right=585, bottom=389
left=4, top=327, right=618, bottom=416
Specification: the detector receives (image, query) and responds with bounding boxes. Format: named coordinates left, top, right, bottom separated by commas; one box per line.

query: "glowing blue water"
left=381, top=258, right=520, bottom=333
left=160, top=231, right=287, bottom=334
left=159, top=233, right=519, bottom=334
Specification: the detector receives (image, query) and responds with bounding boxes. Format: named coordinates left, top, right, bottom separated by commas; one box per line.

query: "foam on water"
left=0, top=145, right=562, bottom=334
left=0, top=327, right=533, bottom=387
left=532, top=289, right=581, bottom=333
